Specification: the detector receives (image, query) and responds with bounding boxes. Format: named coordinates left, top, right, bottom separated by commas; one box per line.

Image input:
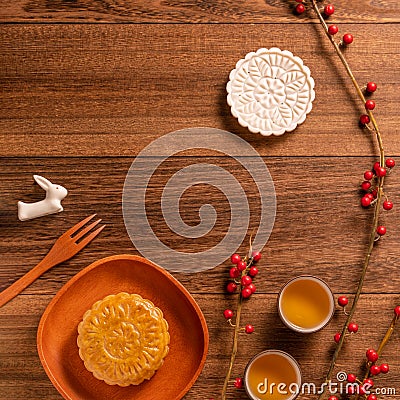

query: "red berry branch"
left=329, top=306, right=400, bottom=400
left=292, top=1, right=395, bottom=398
left=353, top=306, right=400, bottom=399
left=221, top=247, right=261, bottom=399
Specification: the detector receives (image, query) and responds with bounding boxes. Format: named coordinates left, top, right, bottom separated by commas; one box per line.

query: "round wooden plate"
left=37, top=254, right=209, bottom=400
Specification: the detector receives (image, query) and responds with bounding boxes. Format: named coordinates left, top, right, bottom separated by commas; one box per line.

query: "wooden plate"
left=37, top=254, right=209, bottom=400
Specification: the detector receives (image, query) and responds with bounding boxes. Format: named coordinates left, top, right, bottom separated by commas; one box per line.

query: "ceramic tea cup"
left=278, top=275, right=335, bottom=334
left=244, top=350, right=302, bottom=400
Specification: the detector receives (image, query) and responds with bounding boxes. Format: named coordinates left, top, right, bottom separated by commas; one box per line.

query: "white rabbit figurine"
left=18, top=175, right=68, bottom=221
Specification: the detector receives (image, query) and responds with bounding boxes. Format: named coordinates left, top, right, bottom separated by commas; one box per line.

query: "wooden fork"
left=0, top=214, right=105, bottom=308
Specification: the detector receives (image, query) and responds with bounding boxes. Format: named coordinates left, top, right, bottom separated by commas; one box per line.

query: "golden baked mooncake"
left=77, top=292, right=170, bottom=386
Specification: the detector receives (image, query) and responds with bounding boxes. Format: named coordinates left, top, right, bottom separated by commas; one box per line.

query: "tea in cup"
left=278, top=275, right=335, bottom=333
left=244, top=350, right=301, bottom=400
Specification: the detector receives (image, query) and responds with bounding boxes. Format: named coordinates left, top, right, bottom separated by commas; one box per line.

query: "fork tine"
left=73, top=219, right=102, bottom=242
left=75, top=225, right=106, bottom=251
left=63, top=214, right=96, bottom=238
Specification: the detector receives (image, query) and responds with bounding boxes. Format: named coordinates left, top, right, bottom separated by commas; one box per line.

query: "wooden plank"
left=1, top=156, right=399, bottom=295
left=0, top=0, right=399, bottom=23
left=0, top=294, right=399, bottom=399
left=0, top=24, right=399, bottom=157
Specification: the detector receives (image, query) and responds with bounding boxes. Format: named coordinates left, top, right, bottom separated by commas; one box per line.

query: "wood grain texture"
left=0, top=294, right=399, bottom=399
left=1, top=3, right=400, bottom=399
left=1, top=157, right=399, bottom=295
left=0, top=24, right=399, bottom=157
left=1, top=0, right=399, bottom=23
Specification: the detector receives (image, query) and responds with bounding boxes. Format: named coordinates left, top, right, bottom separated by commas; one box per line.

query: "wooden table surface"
left=1, top=1, right=399, bottom=399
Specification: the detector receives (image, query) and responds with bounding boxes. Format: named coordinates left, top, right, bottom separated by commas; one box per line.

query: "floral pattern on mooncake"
left=227, top=47, right=315, bottom=136
left=77, top=292, right=170, bottom=386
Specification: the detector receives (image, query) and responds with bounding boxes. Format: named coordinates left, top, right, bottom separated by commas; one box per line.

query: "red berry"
left=241, top=287, right=252, bottom=299
left=364, top=170, right=374, bottom=180
left=249, top=266, right=258, bottom=277
left=360, top=114, right=371, bottom=125
left=234, top=377, right=243, bottom=389
left=324, top=4, right=335, bottom=16
left=245, top=324, right=254, bottom=334
left=366, top=82, right=377, bottom=93
left=295, top=3, right=305, bottom=14
left=371, top=189, right=378, bottom=198
left=385, top=158, right=395, bottom=168
left=231, top=253, right=241, bottom=264
left=395, top=305, right=400, bottom=316
left=347, top=385, right=356, bottom=395
left=364, top=378, right=374, bottom=388
left=361, top=195, right=372, bottom=207
left=365, top=100, right=376, bottom=110
left=376, top=166, right=387, bottom=177
left=223, top=309, right=234, bottom=319
left=347, top=373, right=357, bottom=383
left=328, top=25, right=338, bottom=35
left=338, top=296, right=349, bottom=307
left=237, top=260, right=247, bottom=272
left=360, top=115, right=371, bottom=126
left=229, top=267, right=240, bottom=278
left=373, top=162, right=381, bottom=173
left=366, top=349, right=379, bottom=362
left=376, top=225, right=386, bottom=236
left=252, top=251, right=262, bottom=262
left=334, top=333, right=341, bottom=343
left=227, top=282, right=238, bottom=293
left=367, top=395, right=378, bottom=400
left=241, top=275, right=252, bottom=286
left=383, top=200, right=393, bottom=211
left=348, top=322, right=358, bottom=333
left=328, top=397, right=338, bottom=400
left=359, top=386, right=367, bottom=396
left=247, top=283, right=257, bottom=294
left=343, top=33, right=354, bottom=44
left=380, top=363, right=389, bottom=374
left=361, top=181, right=371, bottom=191
left=370, top=365, right=381, bottom=375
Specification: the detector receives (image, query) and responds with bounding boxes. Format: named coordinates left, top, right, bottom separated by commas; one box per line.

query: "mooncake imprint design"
left=227, top=47, right=315, bottom=136
left=77, top=292, right=170, bottom=386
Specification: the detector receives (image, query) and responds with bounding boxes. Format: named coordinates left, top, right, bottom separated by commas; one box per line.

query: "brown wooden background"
left=1, top=1, right=399, bottom=399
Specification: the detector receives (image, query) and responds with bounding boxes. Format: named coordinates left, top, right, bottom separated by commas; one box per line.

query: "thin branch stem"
left=309, top=0, right=384, bottom=163
left=308, top=1, right=386, bottom=399
left=355, top=313, right=399, bottom=400
left=376, top=314, right=399, bottom=355
left=222, top=254, right=256, bottom=399
left=221, top=286, right=243, bottom=399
